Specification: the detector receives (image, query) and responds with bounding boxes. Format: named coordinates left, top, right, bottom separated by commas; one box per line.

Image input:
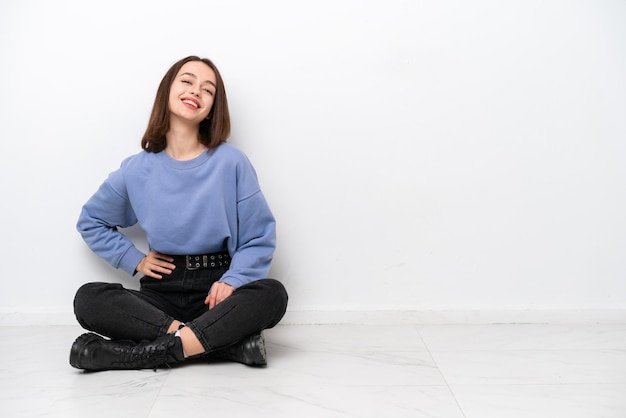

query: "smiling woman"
left=69, top=56, right=288, bottom=371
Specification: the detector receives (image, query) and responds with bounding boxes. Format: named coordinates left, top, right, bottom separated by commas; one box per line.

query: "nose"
left=189, top=84, right=201, bottom=97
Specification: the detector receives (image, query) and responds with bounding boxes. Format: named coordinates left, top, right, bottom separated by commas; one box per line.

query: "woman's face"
left=168, top=61, right=217, bottom=126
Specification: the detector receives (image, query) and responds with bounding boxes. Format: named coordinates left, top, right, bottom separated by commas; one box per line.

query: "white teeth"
left=182, top=99, right=198, bottom=108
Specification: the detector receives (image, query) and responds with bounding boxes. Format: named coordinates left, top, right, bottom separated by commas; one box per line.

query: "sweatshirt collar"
left=156, top=148, right=213, bottom=169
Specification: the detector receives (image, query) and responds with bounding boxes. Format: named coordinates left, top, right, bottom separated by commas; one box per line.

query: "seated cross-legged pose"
left=70, top=55, right=288, bottom=371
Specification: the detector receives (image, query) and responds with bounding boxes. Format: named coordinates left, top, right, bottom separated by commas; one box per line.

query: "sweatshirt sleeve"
left=218, top=155, right=276, bottom=289
left=76, top=168, right=145, bottom=276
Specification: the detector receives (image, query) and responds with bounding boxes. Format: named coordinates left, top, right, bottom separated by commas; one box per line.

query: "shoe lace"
left=114, top=340, right=171, bottom=371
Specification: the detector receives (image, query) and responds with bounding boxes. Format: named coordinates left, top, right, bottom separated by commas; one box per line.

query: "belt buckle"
left=185, top=255, right=202, bottom=270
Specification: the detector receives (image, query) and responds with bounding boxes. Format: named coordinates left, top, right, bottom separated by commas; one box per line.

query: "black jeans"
left=73, top=264, right=288, bottom=353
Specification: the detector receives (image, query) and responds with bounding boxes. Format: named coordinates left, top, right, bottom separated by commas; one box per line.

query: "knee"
left=236, top=279, right=288, bottom=310
left=257, top=278, right=289, bottom=318
left=265, top=278, right=288, bottom=307
left=73, top=282, right=122, bottom=318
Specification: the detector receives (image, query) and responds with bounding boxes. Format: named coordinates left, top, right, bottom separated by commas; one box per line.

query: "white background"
left=1, top=0, right=625, bottom=322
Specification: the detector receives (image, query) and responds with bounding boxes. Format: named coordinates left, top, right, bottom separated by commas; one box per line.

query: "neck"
left=165, top=120, right=205, bottom=161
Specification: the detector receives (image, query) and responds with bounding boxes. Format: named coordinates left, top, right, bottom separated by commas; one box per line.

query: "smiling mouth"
left=181, top=98, right=200, bottom=109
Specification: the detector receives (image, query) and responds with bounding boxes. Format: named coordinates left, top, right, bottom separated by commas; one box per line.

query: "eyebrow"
left=180, top=72, right=216, bottom=88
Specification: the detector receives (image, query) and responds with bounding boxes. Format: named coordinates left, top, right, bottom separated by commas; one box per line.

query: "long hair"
left=141, top=56, right=231, bottom=152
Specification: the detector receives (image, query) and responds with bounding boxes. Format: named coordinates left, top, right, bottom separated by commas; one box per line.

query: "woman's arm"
left=76, top=170, right=145, bottom=276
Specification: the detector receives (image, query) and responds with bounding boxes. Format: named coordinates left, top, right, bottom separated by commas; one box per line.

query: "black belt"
left=171, top=251, right=231, bottom=270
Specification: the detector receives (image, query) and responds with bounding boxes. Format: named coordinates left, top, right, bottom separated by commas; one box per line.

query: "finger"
left=212, top=284, right=233, bottom=308
left=214, top=289, right=225, bottom=306
left=141, top=262, right=171, bottom=279
left=218, top=286, right=232, bottom=302
left=144, top=269, right=163, bottom=279
left=151, top=251, right=171, bottom=260
left=207, top=289, right=217, bottom=310
left=150, top=263, right=174, bottom=275
left=146, top=251, right=175, bottom=269
left=154, top=252, right=175, bottom=266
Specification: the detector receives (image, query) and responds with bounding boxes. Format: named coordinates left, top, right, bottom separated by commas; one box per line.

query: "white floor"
left=1, top=323, right=626, bottom=418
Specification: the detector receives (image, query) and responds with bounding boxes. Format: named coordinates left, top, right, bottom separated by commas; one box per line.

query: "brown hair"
left=141, top=56, right=231, bottom=152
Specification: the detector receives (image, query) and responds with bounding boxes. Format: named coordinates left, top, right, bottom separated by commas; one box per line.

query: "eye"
left=181, top=79, right=192, bottom=85
left=203, top=88, right=214, bottom=95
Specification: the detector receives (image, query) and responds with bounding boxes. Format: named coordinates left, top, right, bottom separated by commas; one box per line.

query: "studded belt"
left=171, top=251, right=231, bottom=270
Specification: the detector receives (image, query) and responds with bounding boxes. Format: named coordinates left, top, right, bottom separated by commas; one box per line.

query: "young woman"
left=70, top=56, right=288, bottom=371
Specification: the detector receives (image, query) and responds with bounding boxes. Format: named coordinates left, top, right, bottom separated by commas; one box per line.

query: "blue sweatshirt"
left=77, top=143, right=276, bottom=289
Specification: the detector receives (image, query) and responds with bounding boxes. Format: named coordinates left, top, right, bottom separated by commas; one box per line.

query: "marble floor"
left=1, top=323, right=625, bottom=417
